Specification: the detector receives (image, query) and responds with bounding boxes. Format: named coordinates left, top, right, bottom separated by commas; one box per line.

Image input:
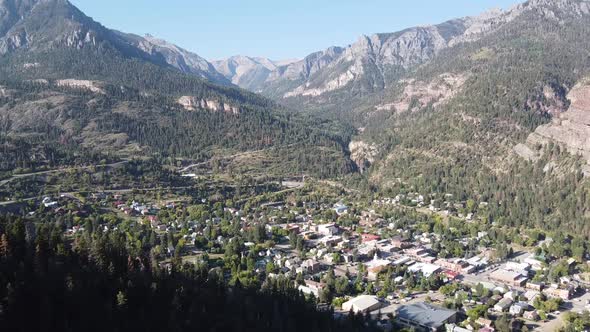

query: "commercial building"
left=342, top=295, right=382, bottom=314
left=489, top=269, right=528, bottom=287
left=395, top=302, right=457, bottom=332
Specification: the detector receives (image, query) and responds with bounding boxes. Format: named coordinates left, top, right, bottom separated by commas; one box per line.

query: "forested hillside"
left=0, top=75, right=354, bottom=179
left=0, top=0, right=356, bottom=179
left=355, top=0, right=590, bottom=235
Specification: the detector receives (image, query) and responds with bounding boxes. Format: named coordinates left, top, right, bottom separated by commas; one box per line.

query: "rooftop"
left=395, top=302, right=456, bottom=329
left=343, top=295, right=380, bottom=311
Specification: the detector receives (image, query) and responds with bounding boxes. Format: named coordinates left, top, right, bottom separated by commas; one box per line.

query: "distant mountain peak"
left=212, top=56, right=299, bottom=90
left=243, top=0, right=590, bottom=100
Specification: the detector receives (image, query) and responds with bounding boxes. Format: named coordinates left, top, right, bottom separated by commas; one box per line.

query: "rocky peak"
left=0, top=0, right=231, bottom=85
left=211, top=56, right=298, bottom=90
left=268, top=0, right=590, bottom=100
left=268, top=46, right=344, bottom=82
left=129, top=33, right=230, bottom=84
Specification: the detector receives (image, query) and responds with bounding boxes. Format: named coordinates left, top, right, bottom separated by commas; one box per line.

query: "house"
left=436, top=259, right=468, bottom=273
left=443, top=270, right=460, bottom=281
left=297, top=259, right=321, bottom=274
left=391, top=236, right=410, bottom=249
left=342, top=295, right=382, bottom=314
left=333, top=203, right=349, bottom=216
left=526, top=281, right=544, bottom=291
left=287, top=224, right=300, bottom=234
left=320, top=235, right=342, bottom=246
left=405, top=247, right=428, bottom=258
left=524, top=257, right=544, bottom=271
left=446, top=324, right=470, bottom=332
left=523, top=290, right=541, bottom=302
left=505, top=262, right=531, bottom=273
left=509, top=302, right=531, bottom=316
left=362, top=234, right=381, bottom=243
left=476, top=318, right=493, bottom=329
left=284, top=258, right=302, bottom=270
left=494, top=298, right=513, bottom=312
left=544, top=287, right=572, bottom=300
left=318, top=223, right=339, bottom=236
left=365, top=253, right=391, bottom=280
left=479, top=328, right=495, bottom=332
left=298, top=280, right=326, bottom=297
left=503, top=290, right=521, bottom=301
left=523, top=310, right=540, bottom=321
left=393, top=256, right=412, bottom=266
left=395, top=302, right=457, bottom=332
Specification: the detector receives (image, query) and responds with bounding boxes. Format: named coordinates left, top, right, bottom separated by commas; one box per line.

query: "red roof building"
left=362, top=234, right=381, bottom=243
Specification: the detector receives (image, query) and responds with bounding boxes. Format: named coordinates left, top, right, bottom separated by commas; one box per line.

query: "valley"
left=2, top=0, right=590, bottom=331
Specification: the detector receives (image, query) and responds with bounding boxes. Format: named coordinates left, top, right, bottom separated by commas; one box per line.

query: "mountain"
left=211, top=56, right=297, bottom=91
left=121, top=33, right=231, bottom=85
left=212, top=0, right=590, bottom=235
left=0, top=0, right=230, bottom=85
left=353, top=0, right=590, bottom=234
left=0, top=0, right=354, bottom=178
left=233, top=0, right=589, bottom=114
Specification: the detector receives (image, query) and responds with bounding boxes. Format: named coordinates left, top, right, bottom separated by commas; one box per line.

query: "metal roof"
left=395, top=302, right=456, bottom=329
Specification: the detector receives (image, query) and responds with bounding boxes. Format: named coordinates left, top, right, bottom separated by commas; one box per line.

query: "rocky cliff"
left=178, top=96, right=241, bottom=115
left=516, top=80, right=590, bottom=167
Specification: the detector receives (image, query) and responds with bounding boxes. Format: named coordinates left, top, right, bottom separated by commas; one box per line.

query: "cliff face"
left=178, top=96, right=241, bottom=115
left=515, top=80, right=590, bottom=168
left=229, top=0, right=590, bottom=108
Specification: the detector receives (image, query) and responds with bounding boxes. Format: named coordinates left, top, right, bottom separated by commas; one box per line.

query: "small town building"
left=342, top=295, right=382, bottom=314
left=494, top=298, right=513, bottom=312
left=544, top=287, right=572, bottom=300
left=395, top=302, right=457, bottom=332
left=489, top=269, right=528, bottom=287
left=523, top=310, right=540, bottom=321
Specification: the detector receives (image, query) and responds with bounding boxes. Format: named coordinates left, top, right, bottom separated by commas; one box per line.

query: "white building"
left=318, top=223, right=339, bottom=236
left=342, top=295, right=382, bottom=313
left=408, top=263, right=442, bottom=277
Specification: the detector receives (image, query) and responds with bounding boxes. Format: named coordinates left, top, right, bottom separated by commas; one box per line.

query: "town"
left=6, top=170, right=590, bottom=332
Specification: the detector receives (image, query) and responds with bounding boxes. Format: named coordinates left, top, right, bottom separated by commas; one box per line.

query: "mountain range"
left=0, top=0, right=354, bottom=179
left=2, top=0, right=590, bottom=233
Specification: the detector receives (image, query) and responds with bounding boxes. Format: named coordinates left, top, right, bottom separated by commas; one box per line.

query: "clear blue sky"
left=70, top=0, right=522, bottom=61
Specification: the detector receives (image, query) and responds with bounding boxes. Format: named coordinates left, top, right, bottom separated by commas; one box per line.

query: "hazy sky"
left=70, top=0, right=522, bottom=61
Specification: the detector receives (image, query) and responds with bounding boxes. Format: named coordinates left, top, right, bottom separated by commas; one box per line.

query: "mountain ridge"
left=0, top=0, right=232, bottom=85
left=221, top=0, right=590, bottom=103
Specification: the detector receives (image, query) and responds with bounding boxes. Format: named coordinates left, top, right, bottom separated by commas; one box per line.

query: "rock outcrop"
left=178, top=96, right=241, bottom=115
left=56, top=79, right=105, bottom=94
left=375, top=73, right=469, bottom=113
left=516, top=80, right=590, bottom=164
left=349, top=140, right=379, bottom=173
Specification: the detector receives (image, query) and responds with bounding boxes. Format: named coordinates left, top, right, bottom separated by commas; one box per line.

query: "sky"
left=70, top=0, right=522, bottom=61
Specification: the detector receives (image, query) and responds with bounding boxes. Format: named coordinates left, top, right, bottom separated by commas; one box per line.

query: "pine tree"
left=0, top=233, right=9, bottom=258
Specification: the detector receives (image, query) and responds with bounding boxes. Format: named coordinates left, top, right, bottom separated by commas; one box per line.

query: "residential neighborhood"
left=11, top=182, right=590, bottom=332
